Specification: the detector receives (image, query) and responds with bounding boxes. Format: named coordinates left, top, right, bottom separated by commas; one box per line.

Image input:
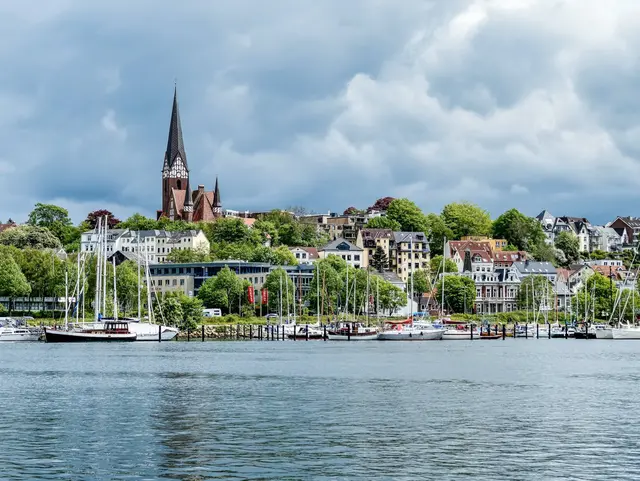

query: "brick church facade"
left=157, top=88, right=222, bottom=222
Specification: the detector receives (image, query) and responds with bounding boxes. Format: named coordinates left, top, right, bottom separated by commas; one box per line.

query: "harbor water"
left=0, top=341, right=639, bottom=480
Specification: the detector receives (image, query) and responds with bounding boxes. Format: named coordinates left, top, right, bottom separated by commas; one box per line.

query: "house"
left=318, top=238, right=366, bottom=268
left=492, top=251, right=527, bottom=268
left=460, top=236, right=508, bottom=251
left=463, top=267, right=521, bottom=314
left=81, top=229, right=210, bottom=264
left=536, top=210, right=556, bottom=244
left=288, top=247, right=319, bottom=264
left=512, top=260, right=557, bottom=283
left=390, top=232, right=430, bottom=282
left=0, top=219, right=16, bottom=234
left=355, top=228, right=394, bottom=268
left=446, top=240, right=494, bottom=273
left=553, top=216, right=591, bottom=252
left=609, top=216, right=640, bottom=247
left=588, top=225, right=625, bottom=252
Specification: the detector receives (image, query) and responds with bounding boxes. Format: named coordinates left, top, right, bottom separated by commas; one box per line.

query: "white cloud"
left=510, top=184, right=529, bottom=195
left=100, top=109, right=127, bottom=141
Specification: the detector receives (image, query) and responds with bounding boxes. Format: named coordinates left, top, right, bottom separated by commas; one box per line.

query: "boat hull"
left=611, top=328, right=640, bottom=340
left=327, top=333, right=378, bottom=341
left=44, top=329, right=137, bottom=343
left=377, top=329, right=443, bottom=341
left=595, top=328, right=613, bottom=339
left=0, top=332, right=41, bottom=342
left=442, top=330, right=472, bottom=340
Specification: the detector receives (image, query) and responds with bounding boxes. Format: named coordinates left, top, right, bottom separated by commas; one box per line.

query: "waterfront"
left=0, top=342, right=639, bottom=480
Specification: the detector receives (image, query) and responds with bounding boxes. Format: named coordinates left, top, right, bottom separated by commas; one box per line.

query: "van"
left=203, top=308, right=222, bottom=318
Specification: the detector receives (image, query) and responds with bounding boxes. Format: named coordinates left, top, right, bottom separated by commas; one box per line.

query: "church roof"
left=165, top=87, right=188, bottom=170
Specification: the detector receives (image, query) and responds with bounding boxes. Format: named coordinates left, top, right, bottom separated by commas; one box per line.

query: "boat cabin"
left=103, top=322, right=131, bottom=334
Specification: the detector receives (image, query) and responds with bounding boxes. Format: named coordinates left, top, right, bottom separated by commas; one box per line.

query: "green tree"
left=572, top=273, right=619, bottom=321
left=197, top=266, right=243, bottom=314
left=425, top=213, right=454, bottom=255
left=117, top=213, right=159, bottom=230
left=436, top=275, right=476, bottom=314
left=412, top=269, right=431, bottom=296
left=262, top=268, right=295, bottom=315
left=554, top=232, right=580, bottom=266
left=252, top=220, right=279, bottom=245
left=0, top=249, right=31, bottom=313
left=531, top=242, right=557, bottom=263
left=492, top=208, right=545, bottom=251
left=430, top=255, right=458, bottom=275
left=27, top=203, right=76, bottom=246
left=386, top=198, right=428, bottom=233
left=0, top=225, right=62, bottom=250
left=210, top=242, right=255, bottom=261
left=13, top=248, right=65, bottom=311
left=375, top=276, right=406, bottom=314
left=370, top=246, right=389, bottom=272
left=166, top=246, right=211, bottom=263
left=306, top=260, right=343, bottom=315
left=272, top=246, right=298, bottom=265
left=441, top=202, right=492, bottom=239
left=116, top=261, right=142, bottom=315
left=210, top=218, right=251, bottom=244
left=366, top=216, right=401, bottom=231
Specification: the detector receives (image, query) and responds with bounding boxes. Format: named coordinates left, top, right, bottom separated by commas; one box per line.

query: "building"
left=553, top=216, right=591, bottom=252
left=148, top=260, right=271, bottom=297
left=0, top=219, right=16, bottom=234
left=280, top=264, right=316, bottom=311
left=609, top=216, right=640, bottom=248
left=355, top=228, right=394, bottom=267
left=318, top=238, right=366, bottom=268
left=288, top=247, right=319, bottom=264
left=157, top=87, right=222, bottom=222
left=463, top=267, right=521, bottom=314
left=81, top=228, right=209, bottom=264
left=512, top=260, right=557, bottom=283
left=589, top=225, right=625, bottom=252
left=492, top=251, right=527, bottom=268
left=460, top=236, right=508, bottom=251
left=390, top=232, right=430, bottom=282
left=445, top=240, right=494, bottom=273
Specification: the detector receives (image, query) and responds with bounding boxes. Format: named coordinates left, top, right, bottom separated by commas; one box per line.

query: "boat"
left=0, top=326, right=42, bottom=342
left=595, top=326, right=614, bottom=339
left=377, top=319, right=443, bottom=341
left=287, top=325, right=324, bottom=340
left=514, top=325, right=536, bottom=338
left=611, top=324, right=640, bottom=339
left=327, top=322, right=378, bottom=341
left=574, top=324, right=597, bottom=339
left=44, top=321, right=137, bottom=343
left=97, top=317, right=179, bottom=341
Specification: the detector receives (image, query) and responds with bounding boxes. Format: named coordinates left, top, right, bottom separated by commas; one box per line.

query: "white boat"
left=595, top=325, right=614, bottom=339
left=0, top=326, right=42, bottom=342
left=327, top=323, right=378, bottom=341
left=377, top=320, right=443, bottom=341
left=611, top=325, right=640, bottom=339
left=98, top=318, right=179, bottom=341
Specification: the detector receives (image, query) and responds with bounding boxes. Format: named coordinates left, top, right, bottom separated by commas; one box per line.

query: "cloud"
left=1, top=0, right=640, bottom=225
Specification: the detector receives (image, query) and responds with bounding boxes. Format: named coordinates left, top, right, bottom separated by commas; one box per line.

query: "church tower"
left=161, top=87, right=190, bottom=219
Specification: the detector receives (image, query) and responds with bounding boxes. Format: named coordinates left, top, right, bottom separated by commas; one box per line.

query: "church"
left=157, top=87, right=222, bottom=222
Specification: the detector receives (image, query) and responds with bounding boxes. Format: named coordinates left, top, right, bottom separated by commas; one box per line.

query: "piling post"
left=502, top=324, right=506, bottom=340
left=585, top=321, right=589, bottom=340
left=514, top=323, right=518, bottom=339
left=347, top=323, right=351, bottom=341
left=158, top=324, right=162, bottom=342
left=187, top=328, right=190, bottom=342
left=525, top=323, right=528, bottom=339
left=494, top=324, right=498, bottom=335
left=282, top=326, right=285, bottom=341
left=236, top=325, right=240, bottom=340
left=306, top=324, right=309, bottom=341
left=548, top=322, right=551, bottom=339
left=536, top=323, right=539, bottom=339
left=276, top=325, right=280, bottom=341
left=470, top=323, right=474, bottom=340
left=564, top=320, right=568, bottom=339
left=324, top=325, right=327, bottom=341
left=202, top=324, right=205, bottom=342
left=250, top=325, right=253, bottom=340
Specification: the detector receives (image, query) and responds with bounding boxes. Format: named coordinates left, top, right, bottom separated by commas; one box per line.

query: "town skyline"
left=3, top=2, right=640, bottom=224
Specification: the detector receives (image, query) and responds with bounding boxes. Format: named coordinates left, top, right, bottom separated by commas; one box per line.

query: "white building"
left=318, top=238, right=366, bottom=268
left=81, top=229, right=210, bottom=263
left=288, top=247, right=319, bottom=265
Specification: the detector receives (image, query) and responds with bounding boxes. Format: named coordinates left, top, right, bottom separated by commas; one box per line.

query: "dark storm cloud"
left=2, top=0, right=640, bottom=225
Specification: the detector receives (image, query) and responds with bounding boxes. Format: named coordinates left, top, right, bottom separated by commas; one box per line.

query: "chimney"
left=198, top=184, right=205, bottom=193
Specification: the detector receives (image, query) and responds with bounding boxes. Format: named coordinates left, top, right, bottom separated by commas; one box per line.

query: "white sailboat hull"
left=595, top=328, right=613, bottom=339
left=328, top=333, right=378, bottom=341
left=442, top=330, right=472, bottom=340
left=0, top=328, right=41, bottom=342
left=611, top=327, right=640, bottom=339
left=377, top=328, right=443, bottom=341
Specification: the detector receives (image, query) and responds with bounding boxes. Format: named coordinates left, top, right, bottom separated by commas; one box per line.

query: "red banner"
left=261, top=288, right=268, bottom=305
left=248, top=286, right=255, bottom=304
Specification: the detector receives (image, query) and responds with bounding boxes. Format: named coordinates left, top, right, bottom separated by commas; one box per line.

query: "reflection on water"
left=0, top=341, right=639, bottom=480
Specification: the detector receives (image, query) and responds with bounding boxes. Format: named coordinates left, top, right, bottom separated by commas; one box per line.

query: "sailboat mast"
left=137, top=232, right=141, bottom=321
left=410, top=238, right=414, bottom=319
left=279, top=273, right=283, bottom=325
left=94, top=217, right=102, bottom=321
left=102, top=216, right=108, bottom=316
left=145, top=251, right=153, bottom=323
left=112, top=257, right=118, bottom=320
left=441, top=238, right=446, bottom=316
left=366, top=268, right=370, bottom=326
left=75, top=251, right=81, bottom=324
left=353, top=274, right=357, bottom=321
left=345, top=265, right=349, bottom=320
left=81, top=252, right=86, bottom=323
left=64, top=270, right=69, bottom=329
left=316, top=264, right=320, bottom=325
left=376, top=275, right=380, bottom=320
left=285, top=271, right=290, bottom=322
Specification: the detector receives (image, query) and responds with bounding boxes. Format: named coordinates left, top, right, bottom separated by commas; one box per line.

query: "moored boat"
left=287, top=325, right=323, bottom=340
left=377, top=319, right=443, bottom=341
left=44, top=321, right=137, bottom=342
left=327, top=323, right=378, bottom=341
left=0, top=326, right=42, bottom=342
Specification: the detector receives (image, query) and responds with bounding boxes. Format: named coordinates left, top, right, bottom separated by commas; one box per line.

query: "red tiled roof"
left=492, top=251, right=527, bottom=263
left=592, top=265, right=625, bottom=278
left=0, top=223, right=16, bottom=234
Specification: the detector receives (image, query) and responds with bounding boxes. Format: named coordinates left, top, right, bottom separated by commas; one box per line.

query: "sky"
left=1, top=0, right=640, bottom=225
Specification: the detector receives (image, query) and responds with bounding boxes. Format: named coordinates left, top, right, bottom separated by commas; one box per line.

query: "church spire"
left=212, top=176, right=222, bottom=217
left=164, top=86, right=188, bottom=171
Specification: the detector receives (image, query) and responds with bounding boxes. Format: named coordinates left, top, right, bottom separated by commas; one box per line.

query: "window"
left=180, top=279, right=185, bottom=286
left=172, top=279, right=177, bottom=286
left=165, top=280, right=170, bottom=286
left=354, top=255, right=360, bottom=261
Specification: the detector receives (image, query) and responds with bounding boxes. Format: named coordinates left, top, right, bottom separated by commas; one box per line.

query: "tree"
left=531, top=242, right=557, bottom=263
left=0, top=225, right=62, bottom=250
left=167, top=247, right=211, bottom=263
left=554, top=232, right=580, bottom=266
left=85, top=210, right=121, bottom=229
left=306, top=260, right=343, bottom=315
left=210, top=218, right=251, bottom=244
left=116, top=261, right=142, bottom=315
left=27, top=203, right=71, bottom=228
left=117, top=213, right=159, bottom=231
left=572, top=272, right=619, bottom=320
left=436, top=275, right=475, bottom=314
left=425, top=213, right=454, bottom=255
left=210, top=241, right=256, bottom=262
left=492, top=208, right=545, bottom=251
left=343, top=206, right=361, bottom=215
left=370, top=246, right=389, bottom=272
left=367, top=197, right=395, bottom=213
left=365, top=216, right=401, bottom=231
left=517, top=275, right=554, bottom=316
left=441, top=202, right=492, bottom=239
left=272, top=246, right=298, bottom=266
left=12, top=248, right=65, bottom=310
left=0, top=249, right=31, bottom=313
left=375, top=276, right=406, bottom=314
left=430, top=255, right=458, bottom=275
left=412, top=269, right=430, bottom=296
left=386, top=198, right=428, bottom=233
left=277, top=223, right=303, bottom=246
left=197, top=266, right=243, bottom=314
left=252, top=220, right=279, bottom=246
left=262, top=268, right=295, bottom=315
